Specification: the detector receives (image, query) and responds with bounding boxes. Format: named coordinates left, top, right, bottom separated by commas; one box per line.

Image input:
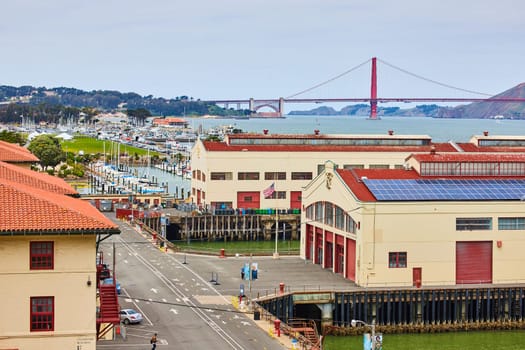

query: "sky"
left=1, top=0, right=524, bottom=108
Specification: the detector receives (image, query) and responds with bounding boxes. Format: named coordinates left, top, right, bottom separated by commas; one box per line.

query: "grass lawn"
left=323, top=331, right=525, bottom=350
left=60, top=135, right=159, bottom=157
left=171, top=240, right=300, bottom=255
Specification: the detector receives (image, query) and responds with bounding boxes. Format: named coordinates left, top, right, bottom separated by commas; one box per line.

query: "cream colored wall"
left=191, top=141, right=411, bottom=208
left=359, top=201, right=525, bottom=287
left=0, top=235, right=97, bottom=350
left=301, top=165, right=525, bottom=288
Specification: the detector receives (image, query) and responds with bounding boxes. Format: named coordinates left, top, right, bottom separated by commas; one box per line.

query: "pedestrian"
left=150, top=332, right=158, bottom=350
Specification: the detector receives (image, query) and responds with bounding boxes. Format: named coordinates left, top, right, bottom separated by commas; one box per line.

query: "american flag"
left=263, top=182, right=275, bottom=198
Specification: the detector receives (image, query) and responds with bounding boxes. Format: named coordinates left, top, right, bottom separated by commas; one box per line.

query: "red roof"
left=0, top=178, right=118, bottom=234
left=456, top=143, right=525, bottom=153
left=203, top=141, right=458, bottom=153
left=336, top=167, right=525, bottom=202
left=409, top=153, right=525, bottom=162
left=0, top=140, right=39, bottom=162
left=0, top=160, right=78, bottom=196
left=336, top=168, right=421, bottom=202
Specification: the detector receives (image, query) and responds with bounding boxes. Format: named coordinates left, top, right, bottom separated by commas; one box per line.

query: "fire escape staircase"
left=96, top=284, right=120, bottom=339
left=287, top=318, right=321, bottom=350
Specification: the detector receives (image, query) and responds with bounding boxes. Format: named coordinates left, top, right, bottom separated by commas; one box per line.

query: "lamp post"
left=351, top=319, right=376, bottom=350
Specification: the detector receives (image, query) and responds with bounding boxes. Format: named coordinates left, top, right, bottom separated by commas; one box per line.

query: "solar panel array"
left=362, top=178, right=525, bottom=201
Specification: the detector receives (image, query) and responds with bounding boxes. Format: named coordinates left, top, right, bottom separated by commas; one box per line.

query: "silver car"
left=120, top=308, right=143, bottom=325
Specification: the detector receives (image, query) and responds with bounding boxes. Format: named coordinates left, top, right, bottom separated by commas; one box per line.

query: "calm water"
left=191, top=115, right=525, bottom=142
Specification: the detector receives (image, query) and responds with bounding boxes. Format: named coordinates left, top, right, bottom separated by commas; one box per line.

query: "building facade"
left=301, top=152, right=525, bottom=288
left=0, top=143, right=119, bottom=350
left=190, top=131, right=459, bottom=211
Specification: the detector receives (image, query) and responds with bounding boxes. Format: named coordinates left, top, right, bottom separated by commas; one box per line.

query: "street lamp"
left=351, top=319, right=376, bottom=350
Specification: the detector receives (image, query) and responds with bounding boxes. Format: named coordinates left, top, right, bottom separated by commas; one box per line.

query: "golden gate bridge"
left=204, top=57, right=525, bottom=119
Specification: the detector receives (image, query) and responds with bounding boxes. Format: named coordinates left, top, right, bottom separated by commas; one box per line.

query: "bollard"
left=219, top=248, right=225, bottom=258
left=274, top=319, right=281, bottom=337
left=279, top=282, right=285, bottom=294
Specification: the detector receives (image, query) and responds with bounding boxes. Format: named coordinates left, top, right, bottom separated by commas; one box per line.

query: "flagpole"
left=273, top=207, right=279, bottom=259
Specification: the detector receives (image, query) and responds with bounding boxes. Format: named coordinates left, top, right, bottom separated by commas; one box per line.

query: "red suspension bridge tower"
left=369, top=57, right=378, bottom=120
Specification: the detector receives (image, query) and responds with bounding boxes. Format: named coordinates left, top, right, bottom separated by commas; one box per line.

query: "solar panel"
left=362, top=179, right=525, bottom=201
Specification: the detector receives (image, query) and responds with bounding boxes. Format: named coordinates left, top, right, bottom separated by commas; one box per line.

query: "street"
left=96, top=216, right=293, bottom=350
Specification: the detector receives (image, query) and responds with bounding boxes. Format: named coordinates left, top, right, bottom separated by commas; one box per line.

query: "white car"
left=120, top=308, right=143, bottom=325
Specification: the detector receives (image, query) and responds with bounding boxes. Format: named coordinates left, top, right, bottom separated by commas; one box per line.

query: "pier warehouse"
left=189, top=131, right=460, bottom=211
left=301, top=152, right=525, bottom=287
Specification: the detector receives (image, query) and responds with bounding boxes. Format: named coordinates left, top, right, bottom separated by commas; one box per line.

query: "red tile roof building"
left=0, top=144, right=119, bottom=350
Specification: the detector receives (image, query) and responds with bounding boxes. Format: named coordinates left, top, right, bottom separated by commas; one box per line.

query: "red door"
left=236, top=191, right=260, bottom=209
left=413, top=267, right=422, bottom=288
left=290, top=191, right=302, bottom=209
left=346, top=238, right=356, bottom=281
left=305, top=225, right=313, bottom=260
left=456, top=241, right=493, bottom=284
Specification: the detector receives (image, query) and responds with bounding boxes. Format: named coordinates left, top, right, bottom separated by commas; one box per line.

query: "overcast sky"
left=1, top=0, right=524, bottom=104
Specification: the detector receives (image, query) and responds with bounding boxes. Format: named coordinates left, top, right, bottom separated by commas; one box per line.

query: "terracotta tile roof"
left=409, top=153, right=525, bottom=162
left=0, top=140, right=39, bottom=162
left=203, top=141, right=458, bottom=153
left=0, top=179, right=118, bottom=234
left=0, top=161, right=78, bottom=196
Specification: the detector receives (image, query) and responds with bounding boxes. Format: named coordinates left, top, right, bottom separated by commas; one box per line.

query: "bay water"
left=191, top=115, right=525, bottom=142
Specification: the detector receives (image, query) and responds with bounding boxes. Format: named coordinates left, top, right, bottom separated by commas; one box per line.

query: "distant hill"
left=289, top=83, right=525, bottom=119
left=0, top=85, right=251, bottom=123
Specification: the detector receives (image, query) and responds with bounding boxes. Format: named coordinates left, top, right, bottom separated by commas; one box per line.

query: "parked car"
left=102, top=278, right=121, bottom=294
left=120, top=308, right=143, bottom=325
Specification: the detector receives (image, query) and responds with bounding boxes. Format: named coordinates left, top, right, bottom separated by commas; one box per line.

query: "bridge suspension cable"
left=378, top=58, right=493, bottom=97
left=285, top=58, right=371, bottom=99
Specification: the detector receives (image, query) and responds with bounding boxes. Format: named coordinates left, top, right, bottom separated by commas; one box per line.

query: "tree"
left=28, top=134, right=64, bottom=170
left=0, top=130, right=26, bottom=145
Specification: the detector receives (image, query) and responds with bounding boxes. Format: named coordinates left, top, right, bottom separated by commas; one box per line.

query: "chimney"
left=388, top=130, right=394, bottom=135
left=430, top=145, right=436, bottom=155
left=314, top=129, right=320, bottom=135
left=483, top=131, right=489, bottom=136
left=263, top=129, right=269, bottom=135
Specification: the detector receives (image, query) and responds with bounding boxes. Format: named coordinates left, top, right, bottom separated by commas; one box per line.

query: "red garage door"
left=237, top=192, right=260, bottom=209
left=346, top=238, right=356, bottom=282
left=456, top=241, right=492, bottom=284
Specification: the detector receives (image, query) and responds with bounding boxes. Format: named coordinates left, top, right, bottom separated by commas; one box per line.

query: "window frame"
left=291, top=172, right=313, bottom=180
left=30, top=241, right=54, bottom=270
left=264, top=172, right=286, bottom=180
left=388, top=252, right=407, bottom=268
left=237, top=172, right=260, bottom=180
left=498, top=217, right=525, bottom=230
left=456, top=217, right=492, bottom=231
left=30, top=296, right=54, bottom=332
